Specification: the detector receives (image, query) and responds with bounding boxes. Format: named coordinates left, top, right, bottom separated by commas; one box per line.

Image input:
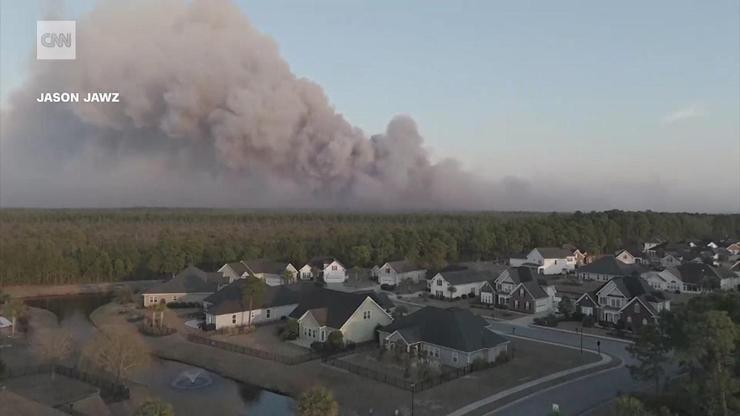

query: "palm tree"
left=2, top=298, right=27, bottom=337
left=241, top=277, right=267, bottom=328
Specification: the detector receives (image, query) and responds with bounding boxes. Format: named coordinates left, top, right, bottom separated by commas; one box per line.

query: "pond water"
left=130, top=359, right=294, bottom=416
left=24, top=294, right=296, bottom=415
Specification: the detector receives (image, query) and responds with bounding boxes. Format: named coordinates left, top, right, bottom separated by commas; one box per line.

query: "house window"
left=363, top=311, right=372, bottom=320
left=321, top=331, right=325, bottom=341
left=626, top=316, right=632, bottom=323
left=514, top=300, right=519, bottom=309
left=386, top=268, right=391, bottom=273
left=266, top=309, right=271, bottom=319
left=232, top=315, right=236, bottom=324
left=332, top=265, right=338, bottom=271
left=519, top=288, right=523, bottom=296
left=525, top=301, right=530, bottom=310
left=436, top=279, right=442, bottom=286
left=634, top=303, right=640, bottom=313
left=452, top=352, right=458, bottom=363
left=642, top=318, right=648, bottom=325
left=433, top=348, right=440, bottom=358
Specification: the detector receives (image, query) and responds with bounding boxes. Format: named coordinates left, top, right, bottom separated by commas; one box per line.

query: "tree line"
left=0, top=209, right=737, bottom=286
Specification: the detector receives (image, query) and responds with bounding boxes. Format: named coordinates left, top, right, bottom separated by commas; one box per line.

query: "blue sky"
left=1, top=0, right=739, bottom=210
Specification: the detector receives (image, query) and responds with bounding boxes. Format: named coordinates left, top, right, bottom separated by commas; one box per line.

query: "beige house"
left=142, top=265, right=225, bottom=306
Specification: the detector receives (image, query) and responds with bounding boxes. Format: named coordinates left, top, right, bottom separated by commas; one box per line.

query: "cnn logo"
left=37, top=21, right=76, bottom=60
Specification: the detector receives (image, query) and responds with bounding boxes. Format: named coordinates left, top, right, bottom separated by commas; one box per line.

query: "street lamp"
left=597, top=340, right=601, bottom=355
left=409, top=383, right=416, bottom=416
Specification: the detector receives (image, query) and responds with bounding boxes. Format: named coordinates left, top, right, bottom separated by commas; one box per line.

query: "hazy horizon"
left=1, top=0, right=738, bottom=213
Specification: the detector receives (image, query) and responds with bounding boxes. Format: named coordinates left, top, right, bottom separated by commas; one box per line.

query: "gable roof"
left=386, top=260, right=424, bottom=273
left=518, top=280, right=549, bottom=299
left=305, top=256, right=341, bottom=270
left=381, top=306, right=509, bottom=352
left=244, top=259, right=293, bottom=275
left=533, top=247, right=573, bottom=258
left=289, top=287, right=376, bottom=328
left=224, top=261, right=248, bottom=276
left=203, top=280, right=308, bottom=315
left=143, top=266, right=223, bottom=295
left=577, top=255, right=645, bottom=276
left=668, top=263, right=722, bottom=285
left=436, top=269, right=496, bottom=285
left=596, top=275, right=666, bottom=303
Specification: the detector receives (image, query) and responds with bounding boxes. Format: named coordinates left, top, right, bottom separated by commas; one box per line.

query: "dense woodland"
left=0, top=209, right=738, bottom=286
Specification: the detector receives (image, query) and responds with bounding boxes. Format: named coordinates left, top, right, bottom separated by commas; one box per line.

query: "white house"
left=640, top=269, right=683, bottom=292
left=243, top=260, right=298, bottom=286
left=480, top=266, right=556, bottom=314
left=142, top=266, right=225, bottom=306
left=203, top=282, right=301, bottom=329
left=509, top=247, right=576, bottom=275
left=377, top=260, right=427, bottom=286
left=217, top=262, right=250, bottom=283
left=299, top=257, right=347, bottom=283
left=290, top=289, right=392, bottom=344
left=430, top=269, right=495, bottom=299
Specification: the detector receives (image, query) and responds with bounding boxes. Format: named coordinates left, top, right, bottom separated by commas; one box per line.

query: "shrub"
left=138, top=323, right=176, bottom=337
left=534, top=314, right=559, bottom=327
left=461, top=294, right=468, bottom=299
left=582, top=315, right=595, bottom=328
left=279, top=320, right=299, bottom=341
left=471, top=357, right=489, bottom=371
left=571, top=310, right=584, bottom=322
left=327, top=331, right=344, bottom=351
left=380, top=284, right=396, bottom=291
left=166, top=301, right=201, bottom=309
left=113, top=286, right=135, bottom=305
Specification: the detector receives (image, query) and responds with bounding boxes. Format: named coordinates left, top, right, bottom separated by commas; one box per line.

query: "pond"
left=25, top=293, right=112, bottom=340
left=24, top=294, right=296, bottom=415
left=130, top=359, right=295, bottom=416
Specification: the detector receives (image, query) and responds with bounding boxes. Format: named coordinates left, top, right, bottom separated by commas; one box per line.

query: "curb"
left=529, top=324, right=635, bottom=344
left=446, top=333, right=620, bottom=416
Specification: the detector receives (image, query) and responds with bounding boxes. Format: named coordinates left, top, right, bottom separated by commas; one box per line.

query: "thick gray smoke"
left=1, top=0, right=499, bottom=210
left=1, top=0, right=734, bottom=212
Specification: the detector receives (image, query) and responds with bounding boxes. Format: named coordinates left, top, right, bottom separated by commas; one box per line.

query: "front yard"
left=210, top=322, right=310, bottom=358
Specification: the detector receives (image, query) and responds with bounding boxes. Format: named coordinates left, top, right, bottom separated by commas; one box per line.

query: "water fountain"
left=171, top=368, right=214, bottom=390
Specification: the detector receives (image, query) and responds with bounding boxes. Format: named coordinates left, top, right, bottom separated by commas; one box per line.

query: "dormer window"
left=331, top=265, right=337, bottom=271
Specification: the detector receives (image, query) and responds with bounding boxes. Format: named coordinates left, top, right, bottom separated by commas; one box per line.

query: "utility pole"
left=579, top=327, right=583, bottom=354
left=410, top=383, right=416, bottom=416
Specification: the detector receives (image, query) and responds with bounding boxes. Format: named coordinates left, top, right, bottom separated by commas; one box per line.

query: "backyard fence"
left=186, top=333, right=321, bottom=365
left=324, top=358, right=477, bottom=392
left=0, top=364, right=129, bottom=402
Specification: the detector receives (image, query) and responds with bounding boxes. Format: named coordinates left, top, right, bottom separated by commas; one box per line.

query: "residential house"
left=509, top=247, right=576, bottom=275
left=203, top=281, right=304, bottom=329
left=576, top=255, right=646, bottom=282
left=640, top=269, right=683, bottom=292
left=299, top=257, right=347, bottom=283
left=563, top=244, right=588, bottom=266
left=290, top=288, right=392, bottom=344
left=218, top=262, right=250, bottom=283
left=480, top=266, right=556, bottom=314
left=667, top=263, right=739, bottom=292
left=377, top=260, right=427, bottom=286
left=142, top=265, right=226, bottom=306
left=243, top=259, right=298, bottom=286
left=378, top=306, right=509, bottom=368
left=614, top=248, right=645, bottom=265
left=575, top=275, right=670, bottom=332
left=722, top=240, right=740, bottom=255
left=204, top=282, right=392, bottom=341
left=430, top=269, right=496, bottom=299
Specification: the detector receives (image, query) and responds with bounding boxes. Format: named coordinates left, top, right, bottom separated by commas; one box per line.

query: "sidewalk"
left=529, top=324, right=635, bottom=344
left=445, top=334, right=620, bottom=416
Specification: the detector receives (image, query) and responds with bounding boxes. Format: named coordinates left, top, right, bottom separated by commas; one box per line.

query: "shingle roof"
left=245, top=259, right=292, bottom=275
left=521, top=280, right=548, bottom=299
left=381, top=306, right=509, bottom=352
left=386, top=260, right=424, bottom=274
left=225, top=262, right=248, bottom=276
left=577, top=256, right=645, bottom=276
left=143, top=266, right=222, bottom=294
left=534, top=247, right=573, bottom=258
left=668, top=263, right=721, bottom=285
left=203, top=280, right=307, bottom=315
left=438, top=269, right=496, bottom=285
left=305, top=256, right=339, bottom=269
left=289, top=287, right=372, bottom=328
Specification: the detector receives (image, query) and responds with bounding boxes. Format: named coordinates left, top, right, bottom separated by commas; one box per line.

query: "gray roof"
left=381, top=306, right=509, bottom=352
left=577, top=256, right=645, bottom=276
left=225, top=261, right=248, bottom=276
left=244, top=259, right=292, bottom=275
left=668, top=263, right=721, bottom=285
left=288, top=287, right=372, bottom=328
left=521, top=280, right=548, bottom=299
left=143, top=266, right=223, bottom=295
left=598, top=275, right=666, bottom=305
left=534, top=247, right=573, bottom=258
left=386, top=260, right=424, bottom=274
left=438, top=269, right=496, bottom=285
left=204, top=280, right=307, bottom=315
left=453, top=261, right=508, bottom=275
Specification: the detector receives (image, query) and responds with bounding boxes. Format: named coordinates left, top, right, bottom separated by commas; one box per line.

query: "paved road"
left=484, top=321, right=640, bottom=416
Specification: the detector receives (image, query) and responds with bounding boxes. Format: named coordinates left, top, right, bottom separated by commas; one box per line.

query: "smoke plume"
left=1, top=0, right=500, bottom=210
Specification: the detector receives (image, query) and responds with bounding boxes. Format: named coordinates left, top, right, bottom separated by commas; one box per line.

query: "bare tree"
left=84, top=328, right=149, bottom=382
left=32, top=328, right=73, bottom=379
left=2, top=298, right=27, bottom=337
